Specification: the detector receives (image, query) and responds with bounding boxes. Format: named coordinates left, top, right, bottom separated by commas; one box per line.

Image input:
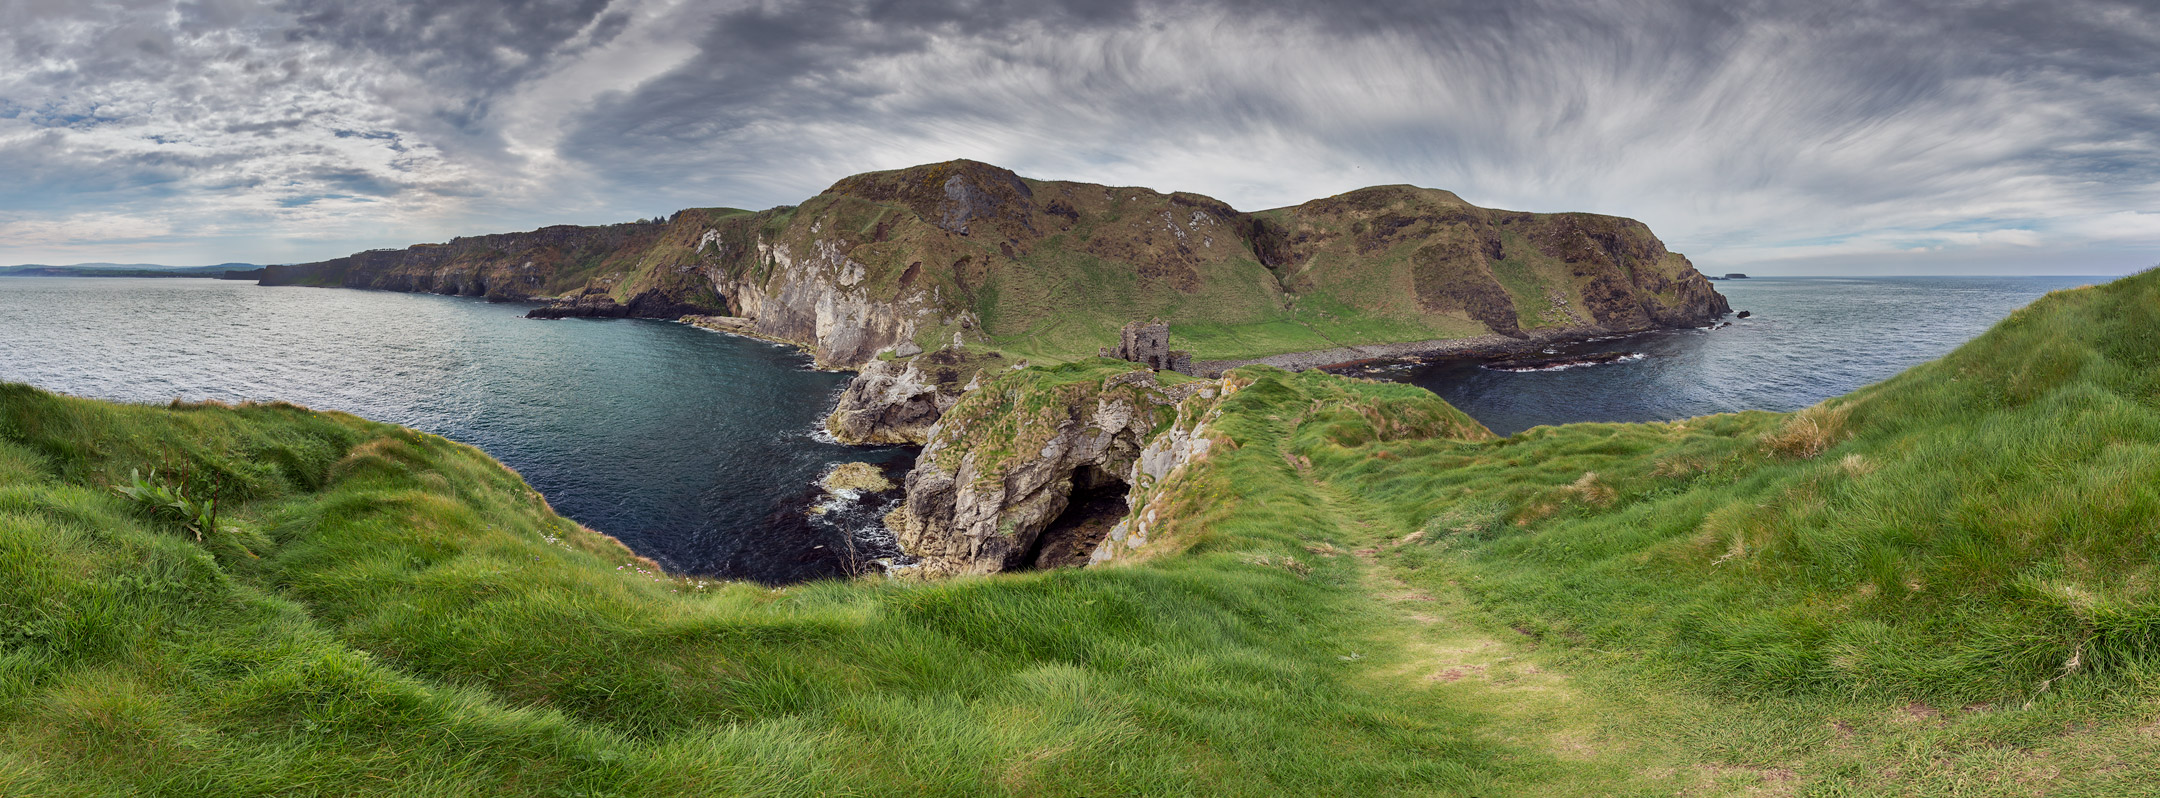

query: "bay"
left=0, top=277, right=904, bottom=583
left=0, top=275, right=2102, bottom=580
left=1395, top=276, right=2101, bottom=436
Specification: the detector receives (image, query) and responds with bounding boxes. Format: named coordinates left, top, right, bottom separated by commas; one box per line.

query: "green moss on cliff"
left=921, top=359, right=1180, bottom=480
left=272, top=160, right=1726, bottom=366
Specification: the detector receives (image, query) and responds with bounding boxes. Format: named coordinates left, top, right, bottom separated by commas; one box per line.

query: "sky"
left=1, top=0, right=2155, bottom=275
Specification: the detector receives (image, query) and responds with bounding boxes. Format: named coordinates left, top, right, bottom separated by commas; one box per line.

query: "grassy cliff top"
left=4, top=268, right=2157, bottom=794
left=269, top=159, right=1728, bottom=368
left=0, top=380, right=1543, bottom=795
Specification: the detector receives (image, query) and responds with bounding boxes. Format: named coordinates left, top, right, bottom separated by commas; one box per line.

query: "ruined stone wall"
left=1101, top=319, right=1194, bottom=376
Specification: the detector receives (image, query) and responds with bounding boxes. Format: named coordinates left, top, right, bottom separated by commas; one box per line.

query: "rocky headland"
left=823, top=347, right=1009, bottom=445
left=880, top=359, right=1496, bottom=576
left=882, top=361, right=1209, bottom=575
left=253, top=159, right=1727, bottom=446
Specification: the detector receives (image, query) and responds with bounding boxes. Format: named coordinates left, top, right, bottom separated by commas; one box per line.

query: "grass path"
left=1306, top=475, right=1809, bottom=797
left=1297, top=457, right=2160, bottom=797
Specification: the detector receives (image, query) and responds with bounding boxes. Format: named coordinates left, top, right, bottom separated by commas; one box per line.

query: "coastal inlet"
left=0, top=277, right=912, bottom=583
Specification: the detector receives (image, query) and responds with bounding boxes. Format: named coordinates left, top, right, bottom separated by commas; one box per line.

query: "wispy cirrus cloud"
left=1, top=0, right=2155, bottom=274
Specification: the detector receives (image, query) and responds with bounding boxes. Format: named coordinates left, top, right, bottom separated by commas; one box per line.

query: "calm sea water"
left=1395, top=276, right=2100, bottom=435
left=0, top=275, right=2098, bottom=579
left=0, top=277, right=905, bottom=583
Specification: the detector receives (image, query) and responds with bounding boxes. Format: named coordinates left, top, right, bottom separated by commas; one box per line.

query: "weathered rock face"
left=703, top=226, right=969, bottom=369
left=1502, top=211, right=1731, bottom=328
left=824, top=348, right=1006, bottom=445
left=261, top=159, right=1727, bottom=377
left=1256, top=186, right=1730, bottom=338
left=261, top=219, right=685, bottom=303
left=1086, top=376, right=1237, bottom=566
left=526, top=286, right=713, bottom=319
left=886, top=362, right=1199, bottom=576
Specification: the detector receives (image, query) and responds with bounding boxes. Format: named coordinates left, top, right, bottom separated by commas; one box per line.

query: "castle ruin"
left=1100, top=319, right=1194, bottom=376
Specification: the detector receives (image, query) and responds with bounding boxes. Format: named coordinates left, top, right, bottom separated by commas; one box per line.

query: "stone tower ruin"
left=1100, top=319, right=1194, bottom=376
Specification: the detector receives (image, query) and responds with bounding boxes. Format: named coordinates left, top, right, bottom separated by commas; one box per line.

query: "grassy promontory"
left=5, top=268, right=2159, bottom=795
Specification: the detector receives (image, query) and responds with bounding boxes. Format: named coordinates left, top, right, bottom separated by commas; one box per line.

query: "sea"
left=0, top=277, right=908, bottom=583
left=0, top=275, right=2100, bottom=580
left=1392, top=276, right=2100, bottom=435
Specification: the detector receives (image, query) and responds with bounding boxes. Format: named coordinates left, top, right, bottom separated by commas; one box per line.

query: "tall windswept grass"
left=1322, top=268, right=2160, bottom=703
left=1759, top=401, right=1850, bottom=459
left=0, top=378, right=1525, bottom=797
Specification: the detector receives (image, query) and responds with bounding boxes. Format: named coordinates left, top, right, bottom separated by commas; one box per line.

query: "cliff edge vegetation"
left=263, top=161, right=1727, bottom=372
left=6, top=269, right=2157, bottom=795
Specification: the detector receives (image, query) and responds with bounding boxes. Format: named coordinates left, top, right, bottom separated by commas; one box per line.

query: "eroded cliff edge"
left=884, top=360, right=1492, bottom=576
left=823, top=348, right=1008, bottom=445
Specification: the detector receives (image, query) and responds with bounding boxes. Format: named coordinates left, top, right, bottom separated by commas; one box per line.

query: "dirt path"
left=1305, top=479, right=1796, bottom=797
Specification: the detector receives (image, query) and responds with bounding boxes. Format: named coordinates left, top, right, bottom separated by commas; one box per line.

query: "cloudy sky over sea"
left=3, top=0, right=2155, bottom=273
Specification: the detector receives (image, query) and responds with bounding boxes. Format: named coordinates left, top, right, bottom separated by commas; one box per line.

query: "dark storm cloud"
left=1, top=0, right=2155, bottom=271
left=281, top=0, right=619, bottom=92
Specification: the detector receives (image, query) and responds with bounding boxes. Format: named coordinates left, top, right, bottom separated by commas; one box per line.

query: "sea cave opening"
left=1026, top=464, right=1131, bottom=569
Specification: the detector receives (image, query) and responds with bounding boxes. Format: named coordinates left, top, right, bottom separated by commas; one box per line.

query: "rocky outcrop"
left=527, top=286, right=713, bottom=319
left=702, top=229, right=968, bottom=369
left=1256, top=187, right=1729, bottom=339
left=259, top=160, right=1727, bottom=379
left=261, top=219, right=689, bottom=303
left=1086, top=376, right=1238, bottom=566
left=887, top=362, right=1494, bottom=576
left=885, top=362, right=1200, bottom=576
left=824, top=348, right=1007, bottom=445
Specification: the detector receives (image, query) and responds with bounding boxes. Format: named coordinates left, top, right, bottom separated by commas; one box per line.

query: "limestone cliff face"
left=885, top=362, right=1199, bottom=575
left=260, top=161, right=1727, bottom=375
left=701, top=224, right=975, bottom=369
left=1086, top=374, right=1241, bottom=566
left=825, top=349, right=1006, bottom=445
left=887, top=362, right=1493, bottom=576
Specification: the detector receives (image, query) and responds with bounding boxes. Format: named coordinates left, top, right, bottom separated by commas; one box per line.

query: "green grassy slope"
left=795, top=165, right=1726, bottom=363
left=1318, top=270, right=2160, bottom=703
left=0, top=385, right=1568, bottom=796
left=7, top=268, right=2155, bottom=795
left=1233, top=267, right=2160, bottom=793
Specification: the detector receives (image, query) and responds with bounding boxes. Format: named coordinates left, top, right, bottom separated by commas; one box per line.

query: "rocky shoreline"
left=1481, top=349, right=1647, bottom=372
left=1193, top=324, right=1662, bottom=377
left=245, top=158, right=1740, bottom=581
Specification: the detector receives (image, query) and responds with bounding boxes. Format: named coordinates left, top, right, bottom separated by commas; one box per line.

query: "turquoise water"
left=0, top=277, right=906, bottom=583
left=1397, top=276, right=2101, bottom=435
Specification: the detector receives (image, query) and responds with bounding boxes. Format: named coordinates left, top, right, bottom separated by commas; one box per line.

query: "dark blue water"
left=0, top=275, right=2099, bottom=577
left=0, top=277, right=905, bottom=583
left=1394, top=276, right=2101, bottom=435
